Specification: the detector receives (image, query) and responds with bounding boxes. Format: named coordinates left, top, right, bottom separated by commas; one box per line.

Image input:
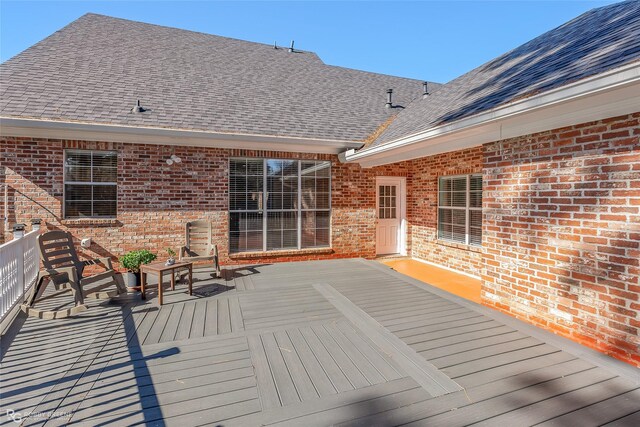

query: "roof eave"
left=342, top=61, right=640, bottom=167
left=0, top=118, right=364, bottom=154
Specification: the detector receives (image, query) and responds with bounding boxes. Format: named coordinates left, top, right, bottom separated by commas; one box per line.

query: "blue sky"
left=1, top=1, right=616, bottom=83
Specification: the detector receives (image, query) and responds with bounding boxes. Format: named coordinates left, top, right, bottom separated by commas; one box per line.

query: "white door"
left=376, top=178, right=403, bottom=255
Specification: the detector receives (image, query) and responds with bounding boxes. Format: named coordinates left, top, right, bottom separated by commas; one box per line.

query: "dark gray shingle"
left=370, top=0, right=640, bottom=147
left=0, top=13, right=435, bottom=142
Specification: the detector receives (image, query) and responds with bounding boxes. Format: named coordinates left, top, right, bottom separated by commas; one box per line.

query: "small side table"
left=140, top=261, right=193, bottom=305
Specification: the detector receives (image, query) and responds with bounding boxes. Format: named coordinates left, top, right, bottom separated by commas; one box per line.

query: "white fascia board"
left=344, top=61, right=640, bottom=167
left=0, top=118, right=364, bottom=155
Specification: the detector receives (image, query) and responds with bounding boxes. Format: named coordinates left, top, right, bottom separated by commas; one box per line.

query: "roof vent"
left=423, top=82, right=430, bottom=98
left=288, top=40, right=295, bottom=53
left=274, top=41, right=278, bottom=49
left=132, top=99, right=146, bottom=113
left=385, top=89, right=393, bottom=108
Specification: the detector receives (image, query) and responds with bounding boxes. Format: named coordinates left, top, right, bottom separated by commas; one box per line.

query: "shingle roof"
left=0, top=13, right=435, bottom=142
left=369, top=0, right=640, bottom=148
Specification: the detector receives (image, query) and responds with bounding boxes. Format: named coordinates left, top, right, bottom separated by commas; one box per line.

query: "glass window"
left=438, top=174, right=482, bottom=246
left=230, top=158, right=331, bottom=253
left=64, top=150, right=117, bottom=218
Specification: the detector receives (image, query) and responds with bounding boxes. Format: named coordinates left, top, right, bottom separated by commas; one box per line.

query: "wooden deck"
left=1, top=258, right=639, bottom=426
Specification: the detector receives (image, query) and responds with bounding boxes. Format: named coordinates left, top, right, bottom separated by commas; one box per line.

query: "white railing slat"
left=0, top=228, right=40, bottom=322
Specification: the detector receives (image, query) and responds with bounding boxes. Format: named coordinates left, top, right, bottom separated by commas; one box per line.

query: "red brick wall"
left=0, top=138, right=406, bottom=265
left=482, top=113, right=640, bottom=366
left=406, top=147, right=484, bottom=275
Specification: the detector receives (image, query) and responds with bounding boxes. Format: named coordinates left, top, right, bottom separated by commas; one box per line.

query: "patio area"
left=1, top=258, right=639, bottom=426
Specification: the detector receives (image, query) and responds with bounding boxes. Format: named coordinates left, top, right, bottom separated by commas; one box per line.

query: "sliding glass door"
left=229, top=158, right=331, bottom=253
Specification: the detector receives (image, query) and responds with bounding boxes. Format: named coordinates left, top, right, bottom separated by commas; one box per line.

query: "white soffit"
left=0, top=119, right=363, bottom=155
left=343, top=62, right=640, bottom=168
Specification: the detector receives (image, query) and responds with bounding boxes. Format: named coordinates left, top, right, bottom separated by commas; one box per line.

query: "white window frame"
left=437, top=174, right=482, bottom=246
left=229, top=158, right=331, bottom=253
left=63, top=149, right=117, bottom=219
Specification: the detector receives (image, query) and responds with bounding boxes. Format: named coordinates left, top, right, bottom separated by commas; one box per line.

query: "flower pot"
left=122, top=271, right=139, bottom=289
left=165, top=258, right=175, bottom=266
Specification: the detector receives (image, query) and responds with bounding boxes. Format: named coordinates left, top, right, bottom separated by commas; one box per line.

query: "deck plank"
left=173, top=301, right=195, bottom=341
left=274, top=330, right=319, bottom=401
left=3, top=258, right=638, bottom=427
left=203, top=299, right=218, bottom=336
left=299, top=325, right=354, bottom=393
left=247, top=334, right=282, bottom=410
left=261, top=332, right=301, bottom=406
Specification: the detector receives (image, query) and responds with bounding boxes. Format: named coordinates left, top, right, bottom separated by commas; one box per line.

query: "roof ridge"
left=75, top=13, right=324, bottom=61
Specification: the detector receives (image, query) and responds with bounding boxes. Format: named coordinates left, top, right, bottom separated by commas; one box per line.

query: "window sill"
left=61, top=218, right=120, bottom=227
left=436, top=240, right=482, bottom=253
left=229, top=247, right=334, bottom=259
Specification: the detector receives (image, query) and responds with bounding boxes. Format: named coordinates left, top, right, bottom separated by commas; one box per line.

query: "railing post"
left=12, top=223, right=25, bottom=240
left=13, top=224, right=25, bottom=295
left=31, top=218, right=42, bottom=232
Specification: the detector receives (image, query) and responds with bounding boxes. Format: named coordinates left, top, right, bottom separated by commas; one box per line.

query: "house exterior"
left=1, top=1, right=639, bottom=366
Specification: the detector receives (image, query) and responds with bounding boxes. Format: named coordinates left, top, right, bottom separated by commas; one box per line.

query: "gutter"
left=0, top=118, right=364, bottom=155
left=341, top=61, right=640, bottom=165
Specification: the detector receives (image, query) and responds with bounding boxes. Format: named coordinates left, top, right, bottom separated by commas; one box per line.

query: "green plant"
left=120, top=250, right=157, bottom=273
left=167, top=248, right=176, bottom=258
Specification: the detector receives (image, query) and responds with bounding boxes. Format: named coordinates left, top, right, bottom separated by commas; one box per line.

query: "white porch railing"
left=0, top=221, right=41, bottom=322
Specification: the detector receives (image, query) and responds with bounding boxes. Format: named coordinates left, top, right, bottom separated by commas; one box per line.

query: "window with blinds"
left=64, top=150, right=117, bottom=218
left=438, top=174, right=482, bottom=246
left=229, top=158, right=331, bottom=253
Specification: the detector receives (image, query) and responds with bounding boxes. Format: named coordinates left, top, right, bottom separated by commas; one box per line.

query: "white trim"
left=0, top=117, right=364, bottom=155
left=411, top=256, right=481, bottom=280
left=343, top=62, right=640, bottom=167
left=375, top=176, right=407, bottom=256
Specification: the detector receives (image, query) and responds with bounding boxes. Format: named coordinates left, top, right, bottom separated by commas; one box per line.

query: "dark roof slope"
left=370, top=0, right=640, bottom=147
left=0, top=14, right=434, bottom=142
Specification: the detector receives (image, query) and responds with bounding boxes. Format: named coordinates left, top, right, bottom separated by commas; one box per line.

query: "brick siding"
left=482, top=113, right=640, bottom=366
left=2, top=111, right=638, bottom=366
left=0, top=139, right=406, bottom=265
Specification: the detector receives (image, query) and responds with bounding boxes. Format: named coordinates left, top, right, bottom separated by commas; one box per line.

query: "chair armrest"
left=179, top=246, right=187, bottom=260
left=41, top=266, right=80, bottom=282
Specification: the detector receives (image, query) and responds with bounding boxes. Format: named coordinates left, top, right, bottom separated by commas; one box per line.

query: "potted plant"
left=120, top=249, right=157, bottom=287
left=166, top=248, right=176, bottom=266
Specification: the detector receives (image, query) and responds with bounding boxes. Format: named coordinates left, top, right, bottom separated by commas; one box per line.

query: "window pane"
left=439, top=178, right=451, bottom=191
left=93, top=201, right=117, bottom=217
left=316, top=178, right=330, bottom=193
left=452, top=177, right=467, bottom=191
left=94, top=185, right=117, bottom=200
left=93, top=152, right=117, bottom=168
left=93, top=167, right=117, bottom=183
left=470, top=191, right=482, bottom=208
left=267, top=212, right=297, bottom=250
left=469, top=210, right=482, bottom=228
left=65, top=152, right=91, bottom=167
left=65, top=184, right=92, bottom=201
left=451, top=192, right=466, bottom=207
left=65, top=201, right=92, bottom=218
left=452, top=225, right=466, bottom=243
left=302, top=211, right=330, bottom=248
left=65, top=166, right=91, bottom=182
left=439, top=191, right=450, bottom=207
left=230, top=212, right=263, bottom=252
left=439, top=208, right=452, bottom=224
left=267, top=176, right=283, bottom=193
left=452, top=210, right=466, bottom=226
left=470, top=175, right=482, bottom=191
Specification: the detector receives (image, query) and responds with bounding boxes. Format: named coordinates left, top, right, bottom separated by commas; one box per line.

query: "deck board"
left=2, top=259, right=638, bottom=426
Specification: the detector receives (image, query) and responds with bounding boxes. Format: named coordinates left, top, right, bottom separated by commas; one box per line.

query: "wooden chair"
left=22, top=230, right=127, bottom=319
left=180, top=220, right=221, bottom=278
